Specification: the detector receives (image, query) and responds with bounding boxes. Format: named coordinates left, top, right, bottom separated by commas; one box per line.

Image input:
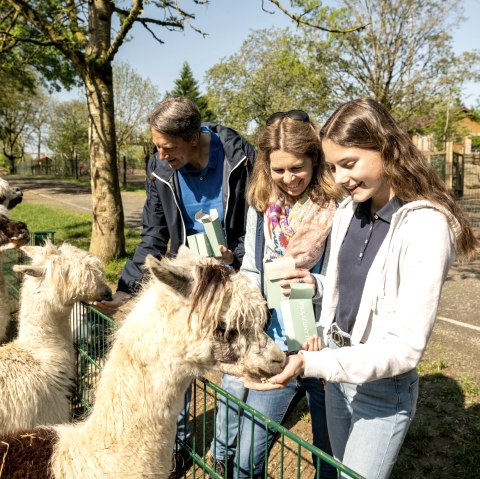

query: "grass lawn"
left=10, top=202, right=140, bottom=285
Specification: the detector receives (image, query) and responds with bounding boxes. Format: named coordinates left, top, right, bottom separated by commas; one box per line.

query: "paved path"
left=7, top=176, right=146, bottom=231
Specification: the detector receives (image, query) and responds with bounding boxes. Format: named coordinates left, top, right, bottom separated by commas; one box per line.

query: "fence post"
left=445, top=141, right=453, bottom=192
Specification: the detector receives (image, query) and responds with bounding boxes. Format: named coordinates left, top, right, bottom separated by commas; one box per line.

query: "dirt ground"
left=5, top=175, right=480, bottom=478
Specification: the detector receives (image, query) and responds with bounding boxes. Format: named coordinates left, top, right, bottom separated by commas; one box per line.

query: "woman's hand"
left=243, top=353, right=306, bottom=391
left=90, top=290, right=131, bottom=315
left=280, top=268, right=316, bottom=297
left=218, top=244, right=234, bottom=265
left=303, top=335, right=322, bottom=351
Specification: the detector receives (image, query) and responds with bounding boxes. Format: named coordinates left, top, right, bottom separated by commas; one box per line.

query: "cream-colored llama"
left=0, top=246, right=285, bottom=478
left=0, top=241, right=112, bottom=434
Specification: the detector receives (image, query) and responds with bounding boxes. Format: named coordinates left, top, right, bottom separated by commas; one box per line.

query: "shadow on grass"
left=392, top=373, right=480, bottom=478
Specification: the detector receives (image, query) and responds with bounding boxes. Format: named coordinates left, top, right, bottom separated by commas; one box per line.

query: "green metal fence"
left=2, top=237, right=363, bottom=479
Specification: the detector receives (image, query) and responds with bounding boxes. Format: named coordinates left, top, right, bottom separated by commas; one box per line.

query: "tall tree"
left=205, top=28, right=331, bottom=139
left=46, top=99, right=89, bottom=176
left=167, top=62, right=215, bottom=122
left=0, top=71, right=39, bottom=173
left=294, top=0, right=480, bottom=122
left=113, top=61, right=160, bottom=162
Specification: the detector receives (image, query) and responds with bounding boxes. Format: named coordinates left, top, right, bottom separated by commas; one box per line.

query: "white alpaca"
left=0, top=241, right=112, bottom=434
left=0, top=246, right=285, bottom=479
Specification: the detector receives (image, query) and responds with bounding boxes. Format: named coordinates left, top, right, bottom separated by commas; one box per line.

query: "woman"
left=246, top=98, right=478, bottom=478
left=208, top=110, right=343, bottom=479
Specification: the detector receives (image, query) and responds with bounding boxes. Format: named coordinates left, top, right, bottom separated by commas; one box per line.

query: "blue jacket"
left=118, top=123, right=256, bottom=294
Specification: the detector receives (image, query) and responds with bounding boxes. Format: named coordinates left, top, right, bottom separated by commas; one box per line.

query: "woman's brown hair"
left=247, top=114, right=343, bottom=211
left=321, top=98, right=478, bottom=260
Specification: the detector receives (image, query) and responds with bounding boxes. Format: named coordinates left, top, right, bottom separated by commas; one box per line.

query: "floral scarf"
left=264, top=195, right=336, bottom=270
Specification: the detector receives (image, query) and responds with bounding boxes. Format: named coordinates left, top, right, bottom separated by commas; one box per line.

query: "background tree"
left=167, top=61, right=215, bottom=122
left=205, top=28, right=331, bottom=140
left=113, top=61, right=160, bottom=171
left=294, top=0, right=480, bottom=122
left=0, top=70, right=40, bottom=173
left=46, top=99, right=89, bottom=177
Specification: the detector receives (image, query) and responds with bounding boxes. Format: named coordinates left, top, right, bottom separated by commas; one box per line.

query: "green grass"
left=10, top=202, right=140, bottom=284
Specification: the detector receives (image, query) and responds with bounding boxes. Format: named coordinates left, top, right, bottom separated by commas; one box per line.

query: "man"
left=93, top=96, right=255, bottom=478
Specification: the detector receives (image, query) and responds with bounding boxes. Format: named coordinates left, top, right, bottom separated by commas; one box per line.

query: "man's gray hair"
left=147, top=97, right=201, bottom=141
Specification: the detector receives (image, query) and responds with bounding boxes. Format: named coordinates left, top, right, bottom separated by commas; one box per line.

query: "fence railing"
left=2, top=238, right=363, bottom=479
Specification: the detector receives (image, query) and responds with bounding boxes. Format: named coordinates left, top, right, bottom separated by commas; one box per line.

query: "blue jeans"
left=173, top=383, right=192, bottom=452
left=210, top=373, right=248, bottom=459
left=234, top=375, right=336, bottom=479
left=326, top=367, right=419, bottom=479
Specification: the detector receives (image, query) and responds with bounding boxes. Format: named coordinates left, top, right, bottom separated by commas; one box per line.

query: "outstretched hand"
left=90, top=290, right=131, bottom=315
left=243, top=353, right=306, bottom=391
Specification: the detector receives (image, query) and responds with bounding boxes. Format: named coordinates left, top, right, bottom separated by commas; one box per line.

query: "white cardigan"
left=301, top=197, right=458, bottom=384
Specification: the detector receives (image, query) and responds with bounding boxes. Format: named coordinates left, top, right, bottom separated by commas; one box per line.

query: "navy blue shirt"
left=177, top=127, right=225, bottom=235
left=335, top=197, right=404, bottom=335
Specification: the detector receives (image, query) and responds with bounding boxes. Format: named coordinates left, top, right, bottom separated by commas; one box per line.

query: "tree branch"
left=107, top=0, right=143, bottom=63
left=266, top=0, right=368, bottom=33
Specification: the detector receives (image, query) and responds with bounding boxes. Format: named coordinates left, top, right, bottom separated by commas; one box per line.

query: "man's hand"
left=90, top=290, right=131, bottom=316
left=218, top=244, right=234, bottom=265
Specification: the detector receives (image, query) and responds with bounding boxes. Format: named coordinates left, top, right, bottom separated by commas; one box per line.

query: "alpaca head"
left=144, top=247, right=285, bottom=382
left=13, top=241, right=112, bottom=305
left=0, top=214, right=29, bottom=251
left=0, top=178, right=23, bottom=215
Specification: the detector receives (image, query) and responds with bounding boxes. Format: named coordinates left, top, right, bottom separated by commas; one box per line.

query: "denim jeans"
left=234, top=375, right=336, bottom=479
left=209, top=373, right=248, bottom=460
left=173, top=383, right=192, bottom=452
left=326, top=366, right=419, bottom=479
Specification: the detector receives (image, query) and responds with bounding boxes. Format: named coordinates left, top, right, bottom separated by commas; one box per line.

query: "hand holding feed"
left=90, top=290, right=131, bottom=315
left=243, top=353, right=306, bottom=390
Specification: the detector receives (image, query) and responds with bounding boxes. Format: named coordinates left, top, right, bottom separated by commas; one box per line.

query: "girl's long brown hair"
left=247, top=115, right=343, bottom=211
left=321, top=98, right=478, bottom=260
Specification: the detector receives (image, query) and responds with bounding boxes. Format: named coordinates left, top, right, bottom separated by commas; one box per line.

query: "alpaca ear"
left=13, top=264, right=45, bottom=277
left=145, top=254, right=192, bottom=296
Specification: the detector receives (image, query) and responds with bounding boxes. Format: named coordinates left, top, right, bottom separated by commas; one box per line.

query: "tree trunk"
left=85, top=68, right=126, bottom=262
left=84, top=0, right=125, bottom=262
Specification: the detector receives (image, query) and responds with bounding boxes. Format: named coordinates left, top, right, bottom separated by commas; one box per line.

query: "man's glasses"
left=266, top=110, right=310, bottom=125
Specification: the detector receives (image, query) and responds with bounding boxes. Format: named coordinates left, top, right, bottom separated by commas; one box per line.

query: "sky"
left=60, top=0, right=480, bottom=107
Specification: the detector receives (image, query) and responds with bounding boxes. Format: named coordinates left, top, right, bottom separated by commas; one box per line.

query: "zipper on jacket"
left=151, top=171, right=187, bottom=246
left=224, top=155, right=248, bottom=242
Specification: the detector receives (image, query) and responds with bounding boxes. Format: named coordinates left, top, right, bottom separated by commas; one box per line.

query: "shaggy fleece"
left=0, top=427, right=57, bottom=478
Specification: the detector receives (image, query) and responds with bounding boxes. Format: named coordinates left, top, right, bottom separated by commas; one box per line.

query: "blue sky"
left=62, top=0, right=480, bottom=106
